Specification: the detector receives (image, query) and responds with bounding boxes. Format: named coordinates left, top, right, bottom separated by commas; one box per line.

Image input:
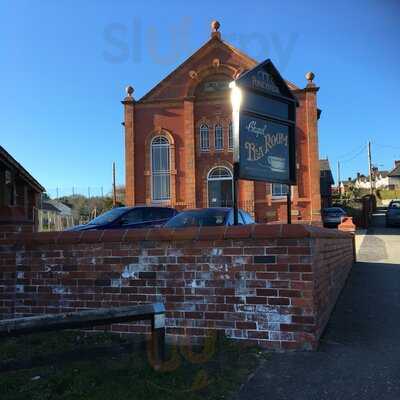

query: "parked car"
left=386, top=200, right=400, bottom=227
left=322, top=207, right=347, bottom=228
left=66, top=206, right=178, bottom=231
left=164, top=207, right=254, bottom=228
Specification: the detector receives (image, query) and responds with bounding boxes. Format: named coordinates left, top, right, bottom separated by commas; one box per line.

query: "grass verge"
left=0, top=331, right=267, bottom=400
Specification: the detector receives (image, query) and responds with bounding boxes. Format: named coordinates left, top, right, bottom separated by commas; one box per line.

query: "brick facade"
left=0, top=224, right=353, bottom=350
left=123, top=24, right=322, bottom=224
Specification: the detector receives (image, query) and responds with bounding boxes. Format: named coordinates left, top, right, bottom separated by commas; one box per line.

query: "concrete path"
left=237, top=209, right=400, bottom=400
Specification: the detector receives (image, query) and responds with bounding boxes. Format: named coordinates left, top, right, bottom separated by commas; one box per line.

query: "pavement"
left=236, top=208, right=400, bottom=400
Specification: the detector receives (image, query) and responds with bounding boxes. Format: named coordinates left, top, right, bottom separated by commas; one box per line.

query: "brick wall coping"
left=3, top=224, right=351, bottom=245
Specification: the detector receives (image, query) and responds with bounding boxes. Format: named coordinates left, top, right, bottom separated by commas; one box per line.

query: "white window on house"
left=199, top=124, right=209, bottom=151
left=228, top=122, right=233, bottom=150
left=214, top=124, right=223, bottom=150
left=151, top=136, right=171, bottom=201
left=272, top=183, right=289, bottom=197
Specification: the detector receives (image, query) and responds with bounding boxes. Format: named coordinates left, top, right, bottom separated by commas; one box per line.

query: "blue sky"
left=1, top=0, right=399, bottom=197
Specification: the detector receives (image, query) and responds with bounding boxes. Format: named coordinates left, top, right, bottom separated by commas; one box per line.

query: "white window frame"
left=199, top=124, right=209, bottom=151
left=228, top=122, right=233, bottom=150
left=214, top=124, right=223, bottom=151
left=272, top=183, right=289, bottom=199
left=151, top=136, right=171, bottom=202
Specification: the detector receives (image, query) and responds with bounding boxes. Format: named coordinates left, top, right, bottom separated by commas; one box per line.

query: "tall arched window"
left=228, top=122, right=233, bottom=150
left=151, top=136, right=170, bottom=201
left=207, top=166, right=233, bottom=207
left=199, top=124, right=209, bottom=151
left=215, top=124, right=223, bottom=150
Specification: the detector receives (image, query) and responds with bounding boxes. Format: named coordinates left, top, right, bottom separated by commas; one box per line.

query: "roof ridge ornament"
left=211, top=20, right=221, bottom=40
left=305, top=71, right=315, bottom=87
left=123, top=85, right=135, bottom=102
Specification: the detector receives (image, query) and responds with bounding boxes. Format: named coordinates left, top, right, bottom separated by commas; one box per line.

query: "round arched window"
left=151, top=136, right=170, bottom=201
left=207, top=166, right=233, bottom=207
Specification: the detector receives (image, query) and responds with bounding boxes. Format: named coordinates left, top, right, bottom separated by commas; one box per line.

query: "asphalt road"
left=237, top=210, right=400, bottom=400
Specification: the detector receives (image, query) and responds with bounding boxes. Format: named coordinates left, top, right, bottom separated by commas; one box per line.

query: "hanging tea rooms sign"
left=230, top=59, right=297, bottom=184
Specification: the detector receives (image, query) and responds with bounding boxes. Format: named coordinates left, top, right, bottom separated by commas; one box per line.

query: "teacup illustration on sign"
left=268, top=156, right=286, bottom=172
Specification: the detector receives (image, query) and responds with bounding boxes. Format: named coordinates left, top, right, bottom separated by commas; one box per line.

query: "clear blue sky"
left=1, top=0, right=399, bottom=197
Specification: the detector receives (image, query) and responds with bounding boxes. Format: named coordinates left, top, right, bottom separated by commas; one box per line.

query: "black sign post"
left=230, top=59, right=297, bottom=224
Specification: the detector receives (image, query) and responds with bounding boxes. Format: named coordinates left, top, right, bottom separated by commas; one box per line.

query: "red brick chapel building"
left=122, top=21, right=322, bottom=223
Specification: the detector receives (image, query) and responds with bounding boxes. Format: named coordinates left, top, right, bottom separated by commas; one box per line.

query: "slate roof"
left=388, top=163, right=400, bottom=177
left=0, top=145, right=45, bottom=192
left=41, top=200, right=72, bottom=216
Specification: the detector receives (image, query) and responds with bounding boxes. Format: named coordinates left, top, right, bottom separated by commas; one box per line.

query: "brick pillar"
left=122, top=88, right=135, bottom=206
left=304, top=79, right=322, bottom=223
left=184, top=99, right=196, bottom=208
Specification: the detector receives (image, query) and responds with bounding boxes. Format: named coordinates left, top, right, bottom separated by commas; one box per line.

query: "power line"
left=335, top=144, right=367, bottom=160
left=339, top=145, right=367, bottom=164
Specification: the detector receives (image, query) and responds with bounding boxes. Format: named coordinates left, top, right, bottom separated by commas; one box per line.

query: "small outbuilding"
left=0, top=145, right=44, bottom=231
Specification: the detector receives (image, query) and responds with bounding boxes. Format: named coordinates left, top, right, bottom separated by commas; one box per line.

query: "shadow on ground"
left=236, top=261, right=400, bottom=400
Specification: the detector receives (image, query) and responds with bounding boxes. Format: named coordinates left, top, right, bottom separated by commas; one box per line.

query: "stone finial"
left=211, top=20, right=221, bottom=39
left=211, top=20, right=220, bottom=32
left=126, top=85, right=134, bottom=97
left=305, top=71, right=315, bottom=83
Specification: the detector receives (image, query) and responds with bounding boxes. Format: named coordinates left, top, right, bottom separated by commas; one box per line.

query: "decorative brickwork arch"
left=144, top=129, right=176, bottom=205
left=186, top=63, right=239, bottom=98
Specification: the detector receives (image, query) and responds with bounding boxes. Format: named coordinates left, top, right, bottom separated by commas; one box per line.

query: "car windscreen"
left=88, top=208, right=128, bottom=225
left=165, top=210, right=228, bottom=228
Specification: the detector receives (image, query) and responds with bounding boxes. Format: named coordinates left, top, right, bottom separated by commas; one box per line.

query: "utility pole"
left=368, top=140, right=373, bottom=195
left=112, top=162, right=117, bottom=207
left=337, top=160, right=341, bottom=199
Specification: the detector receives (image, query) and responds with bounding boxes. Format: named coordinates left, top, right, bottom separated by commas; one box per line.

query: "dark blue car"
left=66, top=206, right=178, bottom=232
left=164, top=207, right=254, bottom=228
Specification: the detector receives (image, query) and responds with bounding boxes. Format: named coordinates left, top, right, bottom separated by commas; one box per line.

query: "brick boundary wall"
left=0, top=224, right=354, bottom=351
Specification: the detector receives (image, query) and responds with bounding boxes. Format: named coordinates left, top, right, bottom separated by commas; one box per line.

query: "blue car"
left=164, top=207, right=254, bottom=228
left=386, top=200, right=400, bottom=227
left=66, top=206, right=178, bottom=231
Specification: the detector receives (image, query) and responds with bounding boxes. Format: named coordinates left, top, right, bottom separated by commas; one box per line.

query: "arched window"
left=228, top=122, right=233, bottom=150
left=199, top=124, right=209, bottom=151
left=207, top=166, right=233, bottom=207
left=151, top=136, right=170, bottom=201
left=214, top=124, right=223, bottom=150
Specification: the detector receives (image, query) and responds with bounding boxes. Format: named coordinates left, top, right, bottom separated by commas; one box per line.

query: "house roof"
left=388, top=164, right=400, bottom=177
left=319, top=159, right=331, bottom=172
left=137, top=27, right=301, bottom=103
left=41, top=200, right=72, bottom=216
left=319, top=159, right=334, bottom=185
left=0, top=145, right=45, bottom=193
left=378, top=170, right=389, bottom=178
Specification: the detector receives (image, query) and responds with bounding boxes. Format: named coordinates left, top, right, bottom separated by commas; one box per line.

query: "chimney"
left=357, top=172, right=361, bottom=180
left=395, top=160, right=400, bottom=168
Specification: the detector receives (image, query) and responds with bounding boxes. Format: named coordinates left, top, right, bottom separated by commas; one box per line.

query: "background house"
left=320, top=159, right=334, bottom=208
left=38, top=199, right=74, bottom=231
left=388, top=161, right=400, bottom=189
left=354, top=169, right=389, bottom=190
left=0, top=145, right=44, bottom=231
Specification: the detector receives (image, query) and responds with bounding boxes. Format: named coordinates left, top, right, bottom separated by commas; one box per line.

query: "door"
left=207, top=167, right=233, bottom=207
